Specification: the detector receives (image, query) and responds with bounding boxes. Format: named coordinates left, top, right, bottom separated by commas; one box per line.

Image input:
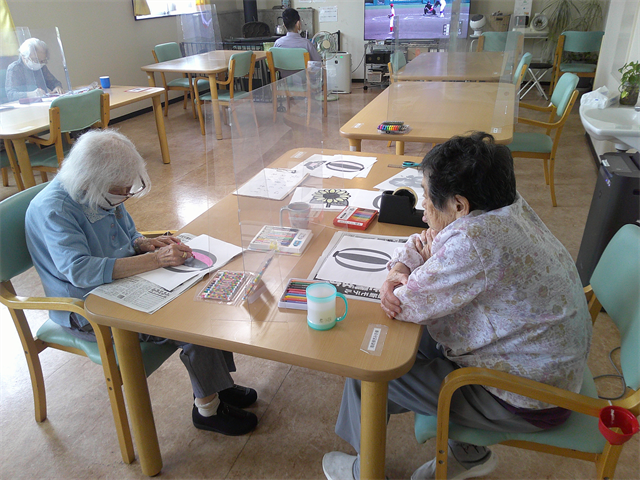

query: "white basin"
left=580, top=104, right=640, bottom=151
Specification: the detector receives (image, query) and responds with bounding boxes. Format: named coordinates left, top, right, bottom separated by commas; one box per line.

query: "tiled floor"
left=1, top=83, right=638, bottom=479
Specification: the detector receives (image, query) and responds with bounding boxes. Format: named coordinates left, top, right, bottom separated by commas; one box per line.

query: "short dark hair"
left=419, top=132, right=516, bottom=212
left=282, top=8, right=300, bottom=31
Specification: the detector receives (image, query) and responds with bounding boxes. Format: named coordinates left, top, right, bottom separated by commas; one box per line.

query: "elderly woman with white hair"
left=25, top=129, right=259, bottom=437
left=6, top=37, right=64, bottom=101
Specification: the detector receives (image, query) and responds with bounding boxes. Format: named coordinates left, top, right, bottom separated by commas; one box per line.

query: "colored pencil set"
left=278, top=278, right=322, bottom=310
left=197, top=270, right=250, bottom=304
left=333, top=206, right=378, bottom=230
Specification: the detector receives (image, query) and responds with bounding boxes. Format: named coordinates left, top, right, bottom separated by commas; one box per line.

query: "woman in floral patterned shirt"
left=323, top=132, right=592, bottom=480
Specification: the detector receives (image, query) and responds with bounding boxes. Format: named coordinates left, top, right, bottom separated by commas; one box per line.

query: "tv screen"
left=364, top=0, right=470, bottom=41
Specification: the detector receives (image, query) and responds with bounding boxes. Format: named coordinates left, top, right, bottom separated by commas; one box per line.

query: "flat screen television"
left=364, top=0, right=470, bottom=41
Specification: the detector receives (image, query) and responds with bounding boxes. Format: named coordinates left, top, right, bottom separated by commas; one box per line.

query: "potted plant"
left=618, top=61, right=640, bottom=106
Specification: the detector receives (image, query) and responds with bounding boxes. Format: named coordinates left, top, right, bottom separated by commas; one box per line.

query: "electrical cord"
left=352, top=51, right=366, bottom=73
left=593, top=346, right=627, bottom=400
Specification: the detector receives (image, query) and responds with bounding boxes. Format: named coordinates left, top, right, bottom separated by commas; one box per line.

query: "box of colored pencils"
left=278, top=278, right=323, bottom=310
left=333, top=206, right=378, bottom=230
left=196, top=270, right=252, bottom=305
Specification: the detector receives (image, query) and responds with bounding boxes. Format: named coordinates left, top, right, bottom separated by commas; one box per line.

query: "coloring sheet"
left=136, top=234, right=242, bottom=291
left=309, top=232, right=407, bottom=302
left=374, top=168, right=426, bottom=206
left=234, top=168, right=308, bottom=201
left=290, top=187, right=385, bottom=210
left=295, top=154, right=377, bottom=180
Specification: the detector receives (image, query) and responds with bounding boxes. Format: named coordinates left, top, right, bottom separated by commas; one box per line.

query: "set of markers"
left=277, top=278, right=323, bottom=310
left=377, top=121, right=410, bottom=135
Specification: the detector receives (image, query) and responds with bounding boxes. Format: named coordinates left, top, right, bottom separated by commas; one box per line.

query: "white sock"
left=195, top=394, right=220, bottom=417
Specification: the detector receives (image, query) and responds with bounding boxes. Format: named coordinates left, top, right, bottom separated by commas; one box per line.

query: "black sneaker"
left=192, top=401, right=258, bottom=436
left=218, top=384, right=258, bottom=409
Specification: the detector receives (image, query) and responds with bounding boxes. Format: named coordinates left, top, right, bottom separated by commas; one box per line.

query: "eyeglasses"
left=103, top=179, right=146, bottom=207
left=28, top=55, right=48, bottom=65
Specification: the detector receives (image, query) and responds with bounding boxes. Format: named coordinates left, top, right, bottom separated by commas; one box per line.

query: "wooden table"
left=84, top=148, right=424, bottom=479
left=141, top=50, right=267, bottom=141
left=340, top=82, right=516, bottom=155
left=396, top=51, right=508, bottom=82
left=0, top=86, right=169, bottom=189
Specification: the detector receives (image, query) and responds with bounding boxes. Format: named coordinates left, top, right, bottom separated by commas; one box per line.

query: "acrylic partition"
left=1, top=27, right=71, bottom=106
left=178, top=3, right=223, bottom=55
left=386, top=10, right=520, bottom=147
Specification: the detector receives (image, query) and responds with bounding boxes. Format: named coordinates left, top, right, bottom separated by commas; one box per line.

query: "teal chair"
left=26, top=89, right=109, bottom=183
left=551, top=31, right=604, bottom=94
left=0, top=183, right=178, bottom=465
left=388, top=51, right=407, bottom=83
left=508, top=72, right=579, bottom=206
left=513, top=52, right=532, bottom=89
left=193, top=50, right=256, bottom=136
left=266, top=47, right=312, bottom=125
left=477, top=31, right=524, bottom=58
left=153, top=42, right=204, bottom=118
left=414, top=223, right=640, bottom=480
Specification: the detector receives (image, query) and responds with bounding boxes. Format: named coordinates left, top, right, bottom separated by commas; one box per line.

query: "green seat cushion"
left=167, top=77, right=193, bottom=89
left=36, top=319, right=177, bottom=376
left=200, top=90, right=250, bottom=102
left=414, top=368, right=606, bottom=454
left=25, top=143, right=63, bottom=169
left=508, top=132, right=553, bottom=154
left=559, top=63, right=597, bottom=73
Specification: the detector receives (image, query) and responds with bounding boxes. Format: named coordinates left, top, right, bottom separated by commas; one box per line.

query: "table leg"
left=348, top=139, right=362, bottom=152
left=4, top=139, right=25, bottom=190
left=360, top=380, right=388, bottom=480
left=151, top=95, right=171, bottom=164
left=111, top=327, right=162, bottom=477
left=208, top=74, right=223, bottom=140
left=146, top=72, right=157, bottom=88
left=10, top=139, right=36, bottom=189
left=395, top=141, right=405, bottom=156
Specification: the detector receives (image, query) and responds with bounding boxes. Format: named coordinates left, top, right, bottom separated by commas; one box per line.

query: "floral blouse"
left=389, top=195, right=592, bottom=409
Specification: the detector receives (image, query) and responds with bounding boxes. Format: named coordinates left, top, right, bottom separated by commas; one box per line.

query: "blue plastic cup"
left=99, top=76, right=111, bottom=89
left=306, top=282, right=348, bottom=331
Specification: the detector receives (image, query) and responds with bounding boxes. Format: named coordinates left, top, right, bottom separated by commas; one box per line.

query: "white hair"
left=57, top=129, right=151, bottom=210
left=19, top=38, right=49, bottom=59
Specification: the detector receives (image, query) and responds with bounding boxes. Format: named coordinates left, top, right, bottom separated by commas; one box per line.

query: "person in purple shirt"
left=273, top=8, right=321, bottom=78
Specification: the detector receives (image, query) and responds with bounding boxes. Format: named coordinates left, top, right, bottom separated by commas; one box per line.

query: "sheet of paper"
left=308, top=232, right=407, bottom=302
left=374, top=168, right=425, bottom=206
left=135, top=234, right=242, bottom=291
left=319, top=6, right=338, bottom=22
left=291, top=187, right=385, bottom=210
left=295, top=154, right=377, bottom=180
left=234, top=168, right=308, bottom=201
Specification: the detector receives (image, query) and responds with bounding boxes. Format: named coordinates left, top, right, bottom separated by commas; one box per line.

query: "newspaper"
left=88, top=233, right=241, bottom=314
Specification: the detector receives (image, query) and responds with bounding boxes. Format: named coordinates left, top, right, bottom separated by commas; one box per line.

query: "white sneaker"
left=323, top=452, right=357, bottom=480
left=411, top=449, right=497, bottom=480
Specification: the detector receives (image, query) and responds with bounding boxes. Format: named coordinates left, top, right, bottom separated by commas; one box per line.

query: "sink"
left=580, top=104, right=640, bottom=151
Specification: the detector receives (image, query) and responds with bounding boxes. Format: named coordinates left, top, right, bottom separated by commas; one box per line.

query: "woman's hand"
left=136, top=235, right=188, bottom=253
left=153, top=242, right=194, bottom=268
left=414, top=228, right=438, bottom=262
left=380, top=263, right=410, bottom=319
left=51, top=86, right=64, bottom=95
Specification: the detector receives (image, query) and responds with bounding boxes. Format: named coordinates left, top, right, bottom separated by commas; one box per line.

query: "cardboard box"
left=488, top=14, right=511, bottom=32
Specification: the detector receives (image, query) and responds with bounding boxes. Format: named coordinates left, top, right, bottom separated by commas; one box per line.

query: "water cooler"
left=576, top=151, right=640, bottom=286
left=326, top=52, right=352, bottom=94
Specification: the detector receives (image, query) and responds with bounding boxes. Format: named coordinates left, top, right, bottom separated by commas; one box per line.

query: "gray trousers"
left=335, top=329, right=541, bottom=454
left=66, top=315, right=235, bottom=399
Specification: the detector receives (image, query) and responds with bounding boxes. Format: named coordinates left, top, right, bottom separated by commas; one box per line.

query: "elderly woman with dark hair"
left=25, top=130, right=258, bottom=437
left=323, top=132, right=592, bottom=480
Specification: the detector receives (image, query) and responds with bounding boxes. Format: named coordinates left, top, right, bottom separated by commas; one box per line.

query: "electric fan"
left=312, top=31, right=339, bottom=101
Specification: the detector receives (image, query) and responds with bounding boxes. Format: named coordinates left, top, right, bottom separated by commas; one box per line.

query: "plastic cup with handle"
left=99, top=76, right=111, bottom=89
left=306, top=282, right=348, bottom=331
left=280, top=202, right=311, bottom=229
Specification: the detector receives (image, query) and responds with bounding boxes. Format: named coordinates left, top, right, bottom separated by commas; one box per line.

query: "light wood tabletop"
left=141, top=50, right=267, bottom=140
left=396, top=51, right=509, bottom=82
left=340, top=81, right=516, bottom=155
left=84, top=148, right=425, bottom=479
left=0, top=86, right=169, bottom=189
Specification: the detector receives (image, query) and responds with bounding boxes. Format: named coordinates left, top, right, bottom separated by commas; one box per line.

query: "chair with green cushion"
left=551, top=31, right=604, bottom=94
left=414, top=223, right=640, bottom=480
left=153, top=42, right=204, bottom=118
left=477, top=31, right=524, bottom=58
left=266, top=47, right=312, bottom=125
left=193, top=50, right=256, bottom=136
left=387, top=51, right=407, bottom=83
left=513, top=52, right=532, bottom=89
left=508, top=72, right=579, bottom=207
left=0, top=183, right=178, bottom=465
left=27, top=89, right=109, bottom=183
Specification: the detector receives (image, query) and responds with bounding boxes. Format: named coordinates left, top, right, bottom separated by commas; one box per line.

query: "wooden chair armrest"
left=0, top=284, right=85, bottom=317
left=28, top=135, right=54, bottom=147
left=517, top=117, right=560, bottom=129
left=519, top=102, right=552, bottom=112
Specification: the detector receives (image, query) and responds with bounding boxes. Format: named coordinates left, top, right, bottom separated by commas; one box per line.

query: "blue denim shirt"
left=25, top=178, right=142, bottom=327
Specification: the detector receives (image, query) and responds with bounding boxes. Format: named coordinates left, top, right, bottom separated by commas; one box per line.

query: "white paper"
left=309, top=232, right=407, bottom=302
left=234, top=168, right=308, bottom=201
left=295, top=154, right=377, bottom=180
left=135, top=234, right=242, bottom=291
left=291, top=187, right=385, bottom=210
left=319, top=6, right=338, bottom=22
left=374, top=168, right=425, bottom=206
